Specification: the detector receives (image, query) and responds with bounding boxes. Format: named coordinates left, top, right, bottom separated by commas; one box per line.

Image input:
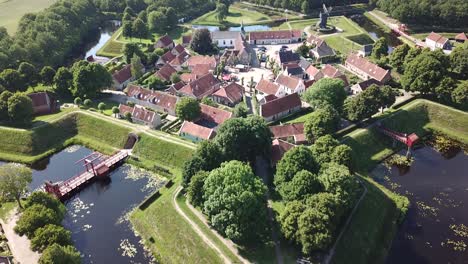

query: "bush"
left=39, top=244, right=81, bottom=264
left=83, top=99, right=92, bottom=108
left=74, top=97, right=82, bottom=105
left=14, top=204, right=61, bottom=238
left=31, top=224, right=72, bottom=252
left=24, top=192, right=66, bottom=220
left=98, top=102, right=106, bottom=112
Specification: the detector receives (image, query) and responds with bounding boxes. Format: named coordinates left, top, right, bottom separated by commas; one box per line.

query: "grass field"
left=130, top=181, right=224, bottom=264
left=0, top=202, right=15, bottom=221
left=273, top=19, right=319, bottom=30
left=0, top=0, right=56, bottom=34
left=331, top=176, right=408, bottom=264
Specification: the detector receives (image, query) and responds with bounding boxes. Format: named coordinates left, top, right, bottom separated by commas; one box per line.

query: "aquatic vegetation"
left=64, top=145, right=81, bottom=153
left=384, top=154, right=414, bottom=168
left=123, top=165, right=166, bottom=192
left=119, top=239, right=137, bottom=258
left=416, top=201, right=439, bottom=217
left=450, top=224, right=468, bottom=238
left=442, top=239, right=467, bottom=252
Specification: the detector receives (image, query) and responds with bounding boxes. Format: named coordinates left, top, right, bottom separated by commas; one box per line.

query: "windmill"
left=317, top=4, right=333, bottom=29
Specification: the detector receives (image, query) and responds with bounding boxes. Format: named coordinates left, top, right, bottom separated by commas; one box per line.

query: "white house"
left=275, top=74, right=305, bottom=95
left=118, top=104, right=161, bottom=128
left=112, top=65, right=133, bottom=90
left=211, top=31, right=242, bottom=48
left=426, top=32, right=451, bottom=51
left=248, top=30, right=302, bottom=45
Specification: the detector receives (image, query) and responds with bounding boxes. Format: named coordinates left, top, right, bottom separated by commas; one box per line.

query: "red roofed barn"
left=345, top=54, right=391, bottom=83
left=248, top=30, right=302, bottom=45
left=260, top=93, right=302, bottom=122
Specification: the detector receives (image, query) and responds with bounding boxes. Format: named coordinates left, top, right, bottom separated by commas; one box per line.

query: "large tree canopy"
left=304, top=104, right=340, bottom=141
left=0, top=163, right=32, bottom=208
left=70, top=61, right=112, bottom=98
left=203, top=160, right=268, bottom=242
left=190, top=28, right=215, bottom=55
left=175, top=97, right=201, bottom=121
left=302, top=78, right=346, bottom=112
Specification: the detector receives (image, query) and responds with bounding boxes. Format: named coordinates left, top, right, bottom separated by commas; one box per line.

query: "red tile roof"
left=276, top=74, right=301, bottom=90
left=161, top=51, right=176, bottom=64
left=346, top=54, right=390, bottom=83
left=187, top=56, right=217, bottom=68
left=455, top=32, right=467, bottom=41
left=426, top=32, right=449, bottom=45
left=119, top=104, right=134, bottom=115
left=255, top=79, right=280, bottom=95
left=321, top=64, right=341, bottom=78
left=192, top=64, right=212, bottom=75
left=306, top=65, right=322, bottom=78
left=132, top=105, right=156, bottom=123
left=179, top=73, right=220, bottom=98
left=212, top=82, right=244, bottom=103
left=180, top=121, right=215, bottom=140
left=260, top=93, right=301, bottom=119
left=249, top=30, right=302, bottom=41
left=271, top=139, right=295, bottom=165
left=180, top=73, right=198, bottom=83
left=127, top=85, right=178, bottom=112
left=182, top=35, right=192, bottom=45
left=170, top=51, right=190, bottom=66
left=28, top=92, right=49, bottom=108
left=157, top=35, right=174, bottom=47
left=173, top=44, right=186, bottom=54
left=200, top=104, right=232, bottom=125
left=270, top=123, right=304, bottom=138
left=155, top=64, right=177, bottom=81
left=113, top=64, right=132, bottom=84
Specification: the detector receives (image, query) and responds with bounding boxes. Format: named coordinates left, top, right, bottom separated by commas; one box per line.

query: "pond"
left=350, top=14, right=402, bottom=53
left=82, top=20, right=120, bottom=60
left=1, top=145, right=163, bottom=263
left=372, top=146, right=468, bottom=263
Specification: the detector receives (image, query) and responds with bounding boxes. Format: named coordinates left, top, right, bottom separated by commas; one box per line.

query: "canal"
left=372, top=146, right=468, bottom=263
left=2, top=145, right=164, bottom=263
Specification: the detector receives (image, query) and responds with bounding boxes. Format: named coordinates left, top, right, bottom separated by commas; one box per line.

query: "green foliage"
left=310, top=135, right=339, bottom=165
left=202, top=160, right=267, bottom=242
left=302, top=78, right=346, bottom=112
left=296, top=44, right=311, bottom=57
left=216, top=3, right=228, bottom=22
left=112, top=106, right=120, bottom=115
left=122, top=21, right=133, bottom=38
left=24, top=192, right=66, bottom=220
left=98, top=102, right=106, bottom=112
left=201, top=97, right=216, bottom=107
left=7, top=93, right=33, bottom=125
left=452, top=81, right=468, bottom=110
left=53, top=67, right=73, bottom=98
left=215, top=116, right=272, bottom=162
left=401, top=50, right=449, bottom=95
left=14, top=204, right=61, bottom=238
left=73, top=97, right=82, bottom=105
left=297, top=207, right=332, bottom=253
left=182, top=140, right=223, bottom=186
left=170, top=73, right=181, bottom=84
left=176, top=97, right=201, bottom=121
left=233, top=102, right=249, bottom=118
left=39, top=244, right=81, bottom=264
left=274, top=146, right=318, bottom=199
left=124, top=111, right=132, bottom=121
left=450, top=43, right=468, bottom=79
left=71, top=61, right=112, bottom=98
left=319, top=163, right=357, bottom=196
left=389, top=44, right=410, bottom=73
left=371, top=37, right=388, bottom=60
left=83, top=99, right=92, bottom=108
left=187, top=171, right=208, bottom=208
left=132, top=18, right=148, bottom=40
left=0, top=69, right=25, bottom=92
left=304, top=104, right=340, bottom=141
left=435, top=76, right=456, bottom=104
left=0, top=91, right=13, bottom=120
left=286, top=170, right=322, bottom=201
left=122, top=43, right=145, bottom=64
left=145, top=75, right=166, bottom=90
left=40, top=66, right=56, bottom=86
left=190, top=29, right=215, bottom=55
left=18, top=62, right=38, bottom=87
left=344, top=84, right=396, bottom=121
left=130, top=54, right=144, bottom=79
left=0, top=163, right=32, bottom=208
left=31, top=224, right=72, bottom=252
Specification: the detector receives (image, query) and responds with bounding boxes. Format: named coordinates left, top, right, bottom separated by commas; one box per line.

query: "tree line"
left=371, top=0, right=468, bottom=28
left=243, top=0, right=367, bottom=14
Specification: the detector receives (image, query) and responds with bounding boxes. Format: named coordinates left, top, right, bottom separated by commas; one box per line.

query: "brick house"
left=211, top=82, right=244, bottom=106
left=269, top=122, right=306, bottom=144
left=155, top=35, right=175, bottom=49
left=112, top=64, right=133, bottom=90
left=155, top=64, right=177, bottom=82
left=260, top=93, right=302, bottom=122
left=118, top=104, right=161, bottom=128
left=345, top=54, right=391, bottom=83
left=178, top=73, right=221, bottom=99
left=179, top=121, right=216, bottom=142
left=126, top=84, right=178, bottom=116
left=275, top=74, right=306, bottom=95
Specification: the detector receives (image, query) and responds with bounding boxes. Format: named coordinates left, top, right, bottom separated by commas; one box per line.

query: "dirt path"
left=172, top=187, right=231, bottom=264
left=184, top=195, right=250, bottom=264
left=1, top=209, right=40, bottom=264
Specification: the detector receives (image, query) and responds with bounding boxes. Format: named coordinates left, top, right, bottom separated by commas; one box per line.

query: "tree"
left=24, top=192, right=66, bottom=220
left=280, top=201, right=305, bottom=242
left=53, top=67, right=73, bottom=98
left=83, top=99, right=92, bottom=108
left=403, top=47, right=422, bottom=68
left=452, top=81, right=468, bottom=110
left=233, top=102, right=249, bottom=118
left=40, top=66, right=56, bottom=86
left=132, top=18, right=148, bottom=41
left=318, top=163, right=358, bottom=205
left=71, top=62, right=112, bottom=98
left=449, top=43, right=468, bottom=79
left=148, top=11, right=168, bottom=33
left=14, top=204, right=60, bottom=238
left=38, top=244, right=81, bottom=264
left=343, top=84, right=382, bottom=121
left=8, top=93, right=33, bottom=125
left=286, top=170, right=322, bottom=201
left=379, top=85, right=397, bottom=111
left=215, top=116, right=272, bottom=162
left=122, top=43, right=145, bottom=64
left=275, top=146, right=318, bottom=199
left=187, top=171, right=208, bottom=208
left=296, top=44, right=310, bottom=57
left=0, top=164, right=32, bottom=208
left=182, top=140, right=225, bottom=186
left=330, top=144, right=353, bottom=169
left=435, top=76, right=456, bottom=104
left=112, top=106, right=120, bottom=117
left=216, top=3, right=228, bottom=22
left=98, top=102, right=106, bottom=112
left=124, top=111, right=132, bottom=121
left=203, top=160, right=267, bottom=241
left=146, top=76, right=166, bottom=90
left=122, top=21, right=133, bottom=38
left=18, top=62, right=38, bottom=87
left=170, top=73, right=181, bottom=84
left=371, top=37, right=388, bottom=60
left=0, top=91, right=13, bottom=120
left=130, top=54, right=144, bottom=79
left=302, top=78, right=346, bottom=112
left=190, top=29, right=215, bottom=55
left=301, top=0, right=311, bottom=14
left=176, top=97, right=201, bottom=121
left=297, top=207, right=333, bottom=253
left=389, top=43, right=410, bottom=73
left=74, top=97, right=82, bottom=105
left=0, top=69, right=26, bottom=92
left=310, top=135, right=340, bottom=166
left=31, top=224, right=72, bottom=252
left=401, top=51, right=449, bottom=95
left=304, top=105, right=340, bottom=141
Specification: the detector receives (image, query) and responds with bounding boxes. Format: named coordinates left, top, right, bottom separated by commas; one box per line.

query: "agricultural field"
left=0, top=0, right=56, bottom=34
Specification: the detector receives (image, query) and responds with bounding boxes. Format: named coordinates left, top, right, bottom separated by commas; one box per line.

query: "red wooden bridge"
left=44, top=149, right=130, bottom=200
left=377, top=124, right=419, bottom=157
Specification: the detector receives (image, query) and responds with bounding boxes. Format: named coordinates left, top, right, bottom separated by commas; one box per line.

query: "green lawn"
left=130, top=181, right=224, bottom=264
left=331, top=176, right=408, bottom=264
left=0, top=0, right=56, bottom=34
left=0, top=202, right=15, bottom=221
left=274, top=19, right=319, bottom=30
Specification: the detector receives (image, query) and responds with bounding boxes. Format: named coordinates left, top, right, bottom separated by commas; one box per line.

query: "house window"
left=230, top=40, right=233, bottom=44
left=223, top=40, right=226, bottom=45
